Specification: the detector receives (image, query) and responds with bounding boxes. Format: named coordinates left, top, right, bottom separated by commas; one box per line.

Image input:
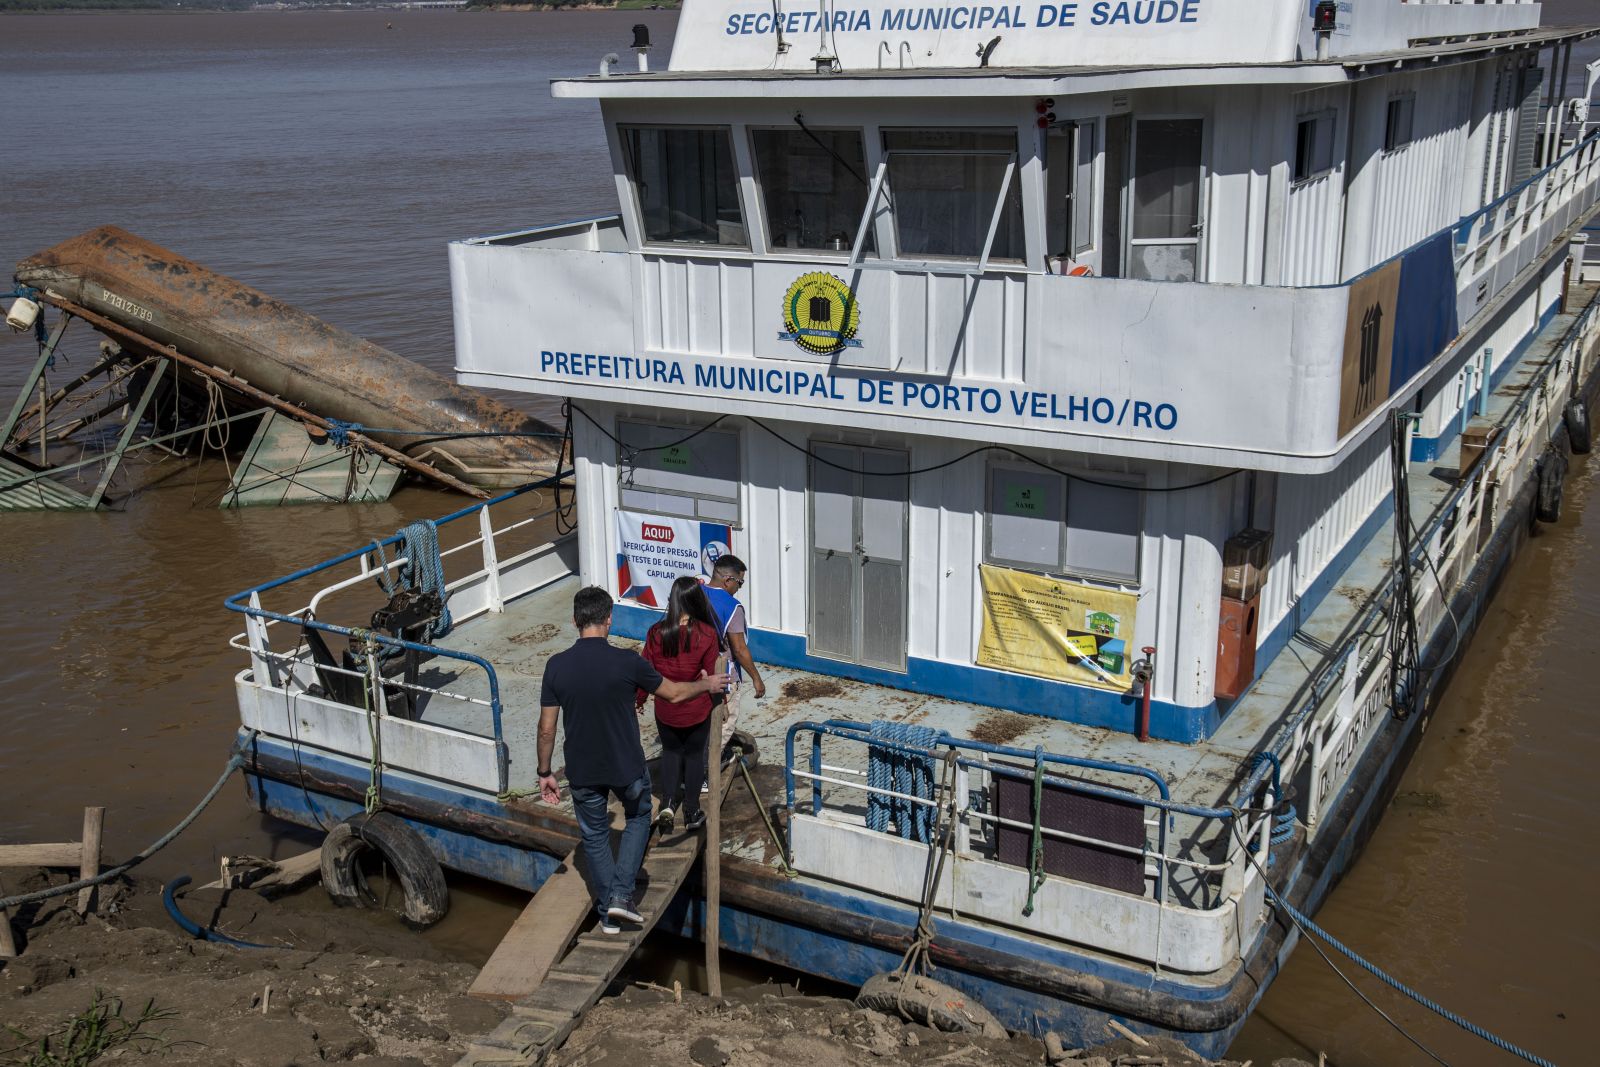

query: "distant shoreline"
left=0, top=2, right=678, bottom=12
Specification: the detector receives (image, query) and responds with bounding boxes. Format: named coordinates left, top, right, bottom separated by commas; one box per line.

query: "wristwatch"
left=537, top=767, right=553, bottom=778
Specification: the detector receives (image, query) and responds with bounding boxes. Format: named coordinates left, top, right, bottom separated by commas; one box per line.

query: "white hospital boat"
left=227, top=0, right=1600, bottom=1056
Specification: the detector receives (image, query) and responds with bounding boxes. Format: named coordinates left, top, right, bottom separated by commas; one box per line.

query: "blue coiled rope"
left=865, top=721, right=944, bottom=842
left=1265, top=883, right=1559, bottom=1067
left=397, top=519, right=451, bottom=640
left=1245, top=751, right=1297, bottom=866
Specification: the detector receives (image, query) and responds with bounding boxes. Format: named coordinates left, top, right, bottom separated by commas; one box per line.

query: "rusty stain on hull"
left=14, top=226, right=560, bottom=490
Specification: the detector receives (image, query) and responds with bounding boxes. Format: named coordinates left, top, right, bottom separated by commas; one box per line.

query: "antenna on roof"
left=812, top=0, right=838, bottom=74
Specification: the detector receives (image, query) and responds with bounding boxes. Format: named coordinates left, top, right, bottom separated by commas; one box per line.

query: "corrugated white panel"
left=685, top=259, right=723, bottom=355
left=722, top=261, right=755, bottom=358
left=888, top=272, right=930, bottom=374
left=1367, top=68, right=1475, bottom=265
left=1258, top=431, right=1392, bottom=642
left=1281, top=87, right=1348, bottom=287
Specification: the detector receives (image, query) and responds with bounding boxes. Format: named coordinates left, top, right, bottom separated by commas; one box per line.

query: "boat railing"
left=1262, top=297, right=1599, bottom=830
left=783, top=720, right=1282, bottom=923
left=1454, top=132, right=1600, bottom=316
left=224, top=471, right=576, bottom=795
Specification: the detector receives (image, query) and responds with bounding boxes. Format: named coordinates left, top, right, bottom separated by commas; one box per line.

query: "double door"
left=808, top=443, right=908, bottom=671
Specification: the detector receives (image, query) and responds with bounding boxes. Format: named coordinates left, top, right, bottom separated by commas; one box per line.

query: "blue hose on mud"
left=162, top=875, right=270, bottom=950
left=1265, top=884, right=1559, bottom=1067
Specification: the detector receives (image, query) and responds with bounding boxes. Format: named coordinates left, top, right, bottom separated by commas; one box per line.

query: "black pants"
left=656, top=717, right=710, bottom=820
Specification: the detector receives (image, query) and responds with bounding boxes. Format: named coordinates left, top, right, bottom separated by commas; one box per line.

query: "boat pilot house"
left=221, top=0, right=1600, bottom=1058
left=451, top=0, right=1594, bottom=740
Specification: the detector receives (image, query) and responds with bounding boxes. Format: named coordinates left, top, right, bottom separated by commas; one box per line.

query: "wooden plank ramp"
left=455, top=825, right=704, bottom=1067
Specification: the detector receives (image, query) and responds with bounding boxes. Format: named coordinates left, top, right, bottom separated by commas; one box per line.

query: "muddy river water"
left=1, top=11, right=1596, bottom=1064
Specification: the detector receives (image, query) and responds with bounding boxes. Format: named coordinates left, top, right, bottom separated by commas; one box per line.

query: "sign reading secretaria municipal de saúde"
left=615, top=510, right=733, bottom=609
left=669, top=0, right=1305, bottom=72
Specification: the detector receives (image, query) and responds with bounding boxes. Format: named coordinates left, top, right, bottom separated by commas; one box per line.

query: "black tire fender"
left=1566, top=397, right=1592, bottom=454
left=1535, top=450, right=1568, bottom=524
left=320, top=812, right=449, bottom=928
left=855, top=972, right=1007, bottom=1038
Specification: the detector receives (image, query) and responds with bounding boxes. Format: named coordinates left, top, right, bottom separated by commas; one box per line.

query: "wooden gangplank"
left=456, top=826, right=704, bottom=1066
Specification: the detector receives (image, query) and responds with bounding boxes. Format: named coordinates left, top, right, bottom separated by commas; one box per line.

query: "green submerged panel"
left=223, top=411, right=402, bottom=508
left=0, top=453, right=95, bottom=511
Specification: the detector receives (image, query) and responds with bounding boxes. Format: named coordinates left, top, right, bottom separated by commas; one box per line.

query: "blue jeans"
left=569, top=769, right=652, bottom=917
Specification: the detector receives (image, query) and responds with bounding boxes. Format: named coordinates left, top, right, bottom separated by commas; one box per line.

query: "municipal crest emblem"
left=779, top=272, right=861, bottom=355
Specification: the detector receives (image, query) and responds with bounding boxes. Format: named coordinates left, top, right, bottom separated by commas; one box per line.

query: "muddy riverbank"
left=1, top=869, right=1287, bottom=1067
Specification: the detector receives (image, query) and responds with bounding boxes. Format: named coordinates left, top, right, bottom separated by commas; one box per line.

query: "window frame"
left=618, top=123, right=750, bottom=251
left=1383, top=93, right=1415, bottom=154
left=983, top=461, right=1144, bottom=585
left=749, top=124, right=870, bottom=259
left=846, top=128, right=1026, bottom=276
left=1292, top=110, right=1337, bottom=185
left=1125, top=114, right=1208, bottom=284
left=615, top=418, right=743, bottom=526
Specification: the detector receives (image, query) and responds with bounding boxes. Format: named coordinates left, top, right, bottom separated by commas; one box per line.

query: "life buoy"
left=1535, top=450, right=1568, bottom=524
left=1565, top=398, right=1591, bottom=454
left=320, top=812, right=449, bottom=928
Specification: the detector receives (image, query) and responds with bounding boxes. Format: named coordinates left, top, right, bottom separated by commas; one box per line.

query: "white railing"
left=225, top=479, right=578, bottom=794
left=1455, top=135, right=1600, bottom=322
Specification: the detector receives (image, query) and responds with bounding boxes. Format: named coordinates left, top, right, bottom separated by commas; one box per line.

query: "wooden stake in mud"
left=77, top=807, right=104, bottom=915
left=0, top=873, right=16, bottom=959
left=705, top=701, right=725, bottom=998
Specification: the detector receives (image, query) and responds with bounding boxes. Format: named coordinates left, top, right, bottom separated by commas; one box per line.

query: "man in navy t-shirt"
left=537, top=586, right=729, bottom=931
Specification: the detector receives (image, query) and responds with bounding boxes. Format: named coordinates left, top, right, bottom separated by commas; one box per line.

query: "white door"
left=808, top=443, right=908, bottom=671
left=1127, top=118, right=1205, bottom=282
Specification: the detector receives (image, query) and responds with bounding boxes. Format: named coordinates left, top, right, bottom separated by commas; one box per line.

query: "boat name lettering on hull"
left=538, top=350, right=1178, bottom=432
left=1317, top=683, right=1387, bottom=818
left=721, top=1, right=1202, bottom=34
left=97, top=285, right=155, bottom=324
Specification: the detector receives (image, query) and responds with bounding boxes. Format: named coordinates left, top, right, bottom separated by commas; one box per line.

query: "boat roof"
left=554, top=24, right=1600, bottom=100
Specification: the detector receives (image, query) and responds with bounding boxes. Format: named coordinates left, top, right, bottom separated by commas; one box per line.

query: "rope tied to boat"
left=0, top=734, right=257, bottom=912
left=397, top=520, right=451, bottom=640
left=1235, top=820, right=1562, bottom=1067
left=865, top=721, right=944, bottom=842
left=894, top=748, right=960, bottom=984
left=1022, top=746, right=1047, bottom=918
left=1245, top=751, right=1297, bottom=865
left=351, top=628, right=385, bottom=814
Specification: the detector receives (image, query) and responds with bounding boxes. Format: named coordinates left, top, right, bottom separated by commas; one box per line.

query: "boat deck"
left=382, top=283, right=1594, bottom=903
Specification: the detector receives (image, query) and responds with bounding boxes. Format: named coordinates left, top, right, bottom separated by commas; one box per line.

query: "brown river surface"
left=1, top=10, right=1597, bottom=1065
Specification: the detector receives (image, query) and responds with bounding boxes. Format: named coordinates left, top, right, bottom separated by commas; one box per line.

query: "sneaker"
left=597, top=914, right=621, bottom=934
left=684, top=810, right=707, bottom=832
left=657, top=806, right=676, bottom=832
left=607, top=901, right=644, bottom=924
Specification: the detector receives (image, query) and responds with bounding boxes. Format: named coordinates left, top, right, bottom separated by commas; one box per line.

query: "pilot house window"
left=753, top=128, right=871, bottom=252
left=881, top=130, right=1025, bottom=261
left=621, top=126, right=746, bottom=246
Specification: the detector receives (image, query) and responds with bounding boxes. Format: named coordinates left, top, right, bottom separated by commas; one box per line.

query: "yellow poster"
left=976, top=565, right=1137, bottom=691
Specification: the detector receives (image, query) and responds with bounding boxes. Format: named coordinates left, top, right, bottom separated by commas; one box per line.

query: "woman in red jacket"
left=637, top=576, right=723, bottom=832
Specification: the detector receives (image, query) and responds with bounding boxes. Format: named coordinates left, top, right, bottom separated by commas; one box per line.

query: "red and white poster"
left=614, top=510, right=732, bottom=608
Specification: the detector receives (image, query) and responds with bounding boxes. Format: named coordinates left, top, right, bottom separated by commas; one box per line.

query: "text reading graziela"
left=539, top=350, right=1179, bottom=431
left=723, top=1, right=1202, bottom=35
